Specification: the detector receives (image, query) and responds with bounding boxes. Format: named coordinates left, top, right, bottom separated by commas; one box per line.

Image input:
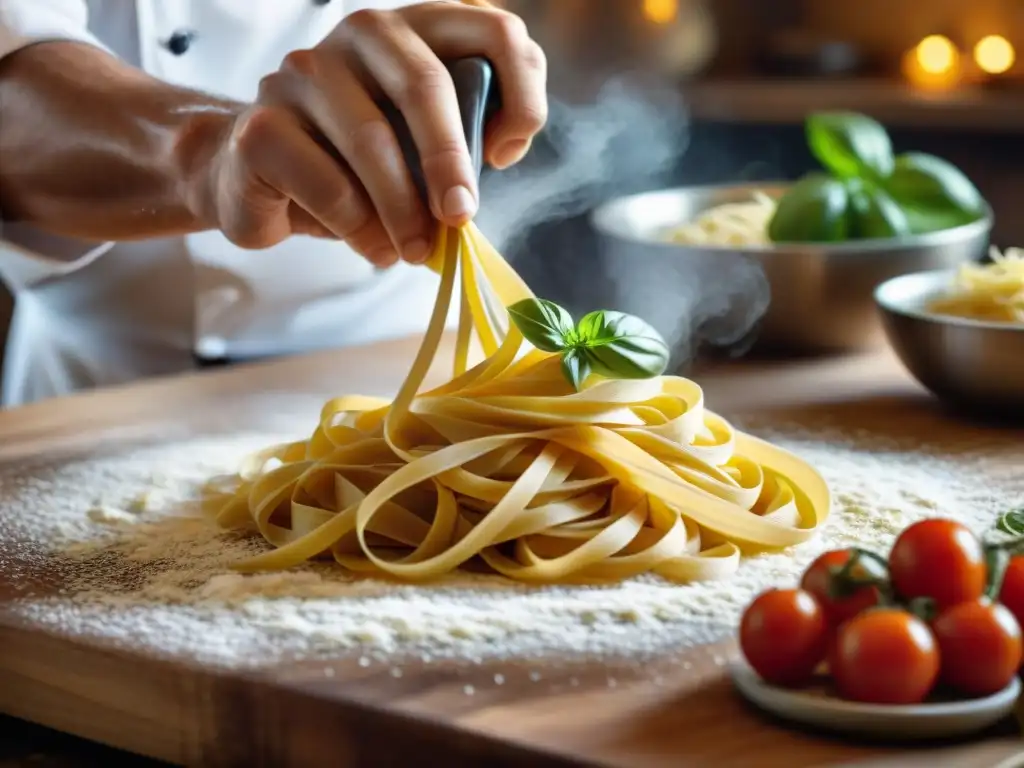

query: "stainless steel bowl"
left=590, top=182, right=993, bottom=354
left=876, top=270, right=1024, bottom=415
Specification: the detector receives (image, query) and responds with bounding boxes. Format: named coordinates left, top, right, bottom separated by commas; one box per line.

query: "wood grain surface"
left=1, top=336, right=1022, bottom=767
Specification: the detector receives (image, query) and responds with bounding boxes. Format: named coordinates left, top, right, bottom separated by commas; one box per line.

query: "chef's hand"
left=203, top=1, right=547, bottom=266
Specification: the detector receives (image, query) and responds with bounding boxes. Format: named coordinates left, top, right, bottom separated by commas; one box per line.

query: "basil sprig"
left=997, top=508, right=1024, bottom=537
left=506, top=298, right=574, bottom=353
left=768, top=111, right=987, bottom=244
left=806, top=111, right=895, bottom=182
left=507, top=298, right=670, bottom=391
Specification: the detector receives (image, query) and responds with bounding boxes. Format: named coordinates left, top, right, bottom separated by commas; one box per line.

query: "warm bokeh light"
left=974, top=35, right=1016, bottom=74
left=902, top=52, right=960, bottom=92
left=642, top=0, right=678, bottom=25
left=915, top=35, right=958, bottom=75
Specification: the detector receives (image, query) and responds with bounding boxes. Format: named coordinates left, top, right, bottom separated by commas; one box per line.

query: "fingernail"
left=369, top=247, right=399, bottom=268
left=442, top=185, right=477, bottom=221
left=403, top=237, right=431, bottom=264
left=492, top=139, right=530, bottom=169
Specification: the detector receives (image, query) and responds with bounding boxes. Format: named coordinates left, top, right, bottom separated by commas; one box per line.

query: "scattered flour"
left=1, top=414, right=1021, bottom=670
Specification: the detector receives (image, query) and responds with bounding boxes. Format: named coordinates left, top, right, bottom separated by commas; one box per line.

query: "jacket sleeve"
left=0, top=1, right=116, bottom=284
left=0, top=0, right=111, bottom=62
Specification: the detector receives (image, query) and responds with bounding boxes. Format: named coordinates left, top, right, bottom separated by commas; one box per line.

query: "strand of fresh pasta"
left=206, top=223, right=830, bottom=583
left=662, top=193, right=776, bottom=247
left=927, top=246, right=1024, bottom=324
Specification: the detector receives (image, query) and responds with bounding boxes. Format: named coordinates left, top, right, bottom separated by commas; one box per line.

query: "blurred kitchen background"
left=479, top=0, right=1024, bottom=360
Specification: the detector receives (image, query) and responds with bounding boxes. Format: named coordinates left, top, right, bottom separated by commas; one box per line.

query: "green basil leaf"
left=507, top=298, right=575, bottom=353
left=900, top=208, right=980, bottom=236
left=560, top=348, right=592, bottom=391
left=998, top=508, right=1024, bottom=537
left=882, top=152, right=987, bottom=233
left=580, top=311, right=670, bottom=380
left=767, top=173, right=851, bottom=243
left=575, top=310, right=616, bottom=346
left=847, top=183, right=911, bottom=239
left=806, top=112, right=895, bottom=181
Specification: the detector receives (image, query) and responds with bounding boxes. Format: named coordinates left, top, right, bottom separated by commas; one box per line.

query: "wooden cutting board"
left=0, top=337, right=1021, bottom=768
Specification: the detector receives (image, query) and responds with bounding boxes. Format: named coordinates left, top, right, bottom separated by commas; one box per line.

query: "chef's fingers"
left=402, top=3, right=548, bottom=170
left=275, top=49, right=434, bottom=265
left=343, top=10, right=478, bottom=227
left=288, top=205, right=338, bottom=240
left=234, top=104, right=399, bottom=267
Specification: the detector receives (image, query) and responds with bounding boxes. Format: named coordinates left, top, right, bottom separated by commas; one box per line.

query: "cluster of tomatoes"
left=739, top=517, right=1024, bottom=705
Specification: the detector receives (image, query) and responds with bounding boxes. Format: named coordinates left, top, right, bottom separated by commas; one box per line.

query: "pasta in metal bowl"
left=660, top=192, right=777, bottom=247
left=926, top=247, right=1024, bottom=325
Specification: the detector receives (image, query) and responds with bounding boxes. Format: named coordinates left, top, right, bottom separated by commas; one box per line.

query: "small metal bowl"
left=875, top=269, right=1024, bottom=415
left=590, top=183, right=993, bottom=355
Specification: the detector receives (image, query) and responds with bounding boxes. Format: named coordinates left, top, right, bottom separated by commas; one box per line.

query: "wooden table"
left=0, top=337, right=1022, bottom=768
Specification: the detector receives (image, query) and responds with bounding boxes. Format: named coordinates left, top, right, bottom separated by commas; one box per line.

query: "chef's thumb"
left=415, top=137, right=479, bottom=226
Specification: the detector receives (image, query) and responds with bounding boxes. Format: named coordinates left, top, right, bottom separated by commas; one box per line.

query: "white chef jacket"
left=0, top=0, right=455, bottom=407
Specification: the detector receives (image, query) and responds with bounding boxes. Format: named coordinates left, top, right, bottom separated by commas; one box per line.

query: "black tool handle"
left=380, top=57, right=500, bottom=204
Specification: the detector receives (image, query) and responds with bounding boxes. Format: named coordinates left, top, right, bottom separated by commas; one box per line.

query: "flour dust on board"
left=1, top=413, right=1020, bottom=669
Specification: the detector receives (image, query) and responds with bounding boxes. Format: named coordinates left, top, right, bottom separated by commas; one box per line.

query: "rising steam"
left=475, top=76, right=771, bottom=368
left=477, top=77, right=689, bottom=253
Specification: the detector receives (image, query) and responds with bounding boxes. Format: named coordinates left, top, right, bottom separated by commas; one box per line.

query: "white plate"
left=731, top=658, right=1021, bottom=741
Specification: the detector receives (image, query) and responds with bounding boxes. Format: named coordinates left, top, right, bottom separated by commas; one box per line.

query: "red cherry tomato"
left=888, top=519, right=986, bottom=610
left=998, top=556, right=1024, bottom=631
left=800, top=549, right=881, bottom=627
left=933, top=599, right=1023, bottom=697
left=739, top=588, right=828, bottom=687
left=831, top=609, right=940, bottom=704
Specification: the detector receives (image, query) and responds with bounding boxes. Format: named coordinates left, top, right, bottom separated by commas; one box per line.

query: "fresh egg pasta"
left=206, top=224, right=830, bottom=583
left=662, top=193, right=776, bottom=247
left=928, top=247, right=1024, bottom=325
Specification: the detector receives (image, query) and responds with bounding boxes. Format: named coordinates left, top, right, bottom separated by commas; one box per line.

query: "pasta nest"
left=208, top=224, right=830, bottom=583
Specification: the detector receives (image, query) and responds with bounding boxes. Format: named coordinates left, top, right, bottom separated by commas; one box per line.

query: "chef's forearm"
left=0, top=41, right=240, bottom=241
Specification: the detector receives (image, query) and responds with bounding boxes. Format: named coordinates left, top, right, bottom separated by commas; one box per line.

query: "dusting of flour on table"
left=1, top=418, right=1020, bottom=669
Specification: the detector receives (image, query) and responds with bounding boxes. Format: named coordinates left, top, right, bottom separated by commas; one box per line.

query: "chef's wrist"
left=172, top=106, right=239, bottom=233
